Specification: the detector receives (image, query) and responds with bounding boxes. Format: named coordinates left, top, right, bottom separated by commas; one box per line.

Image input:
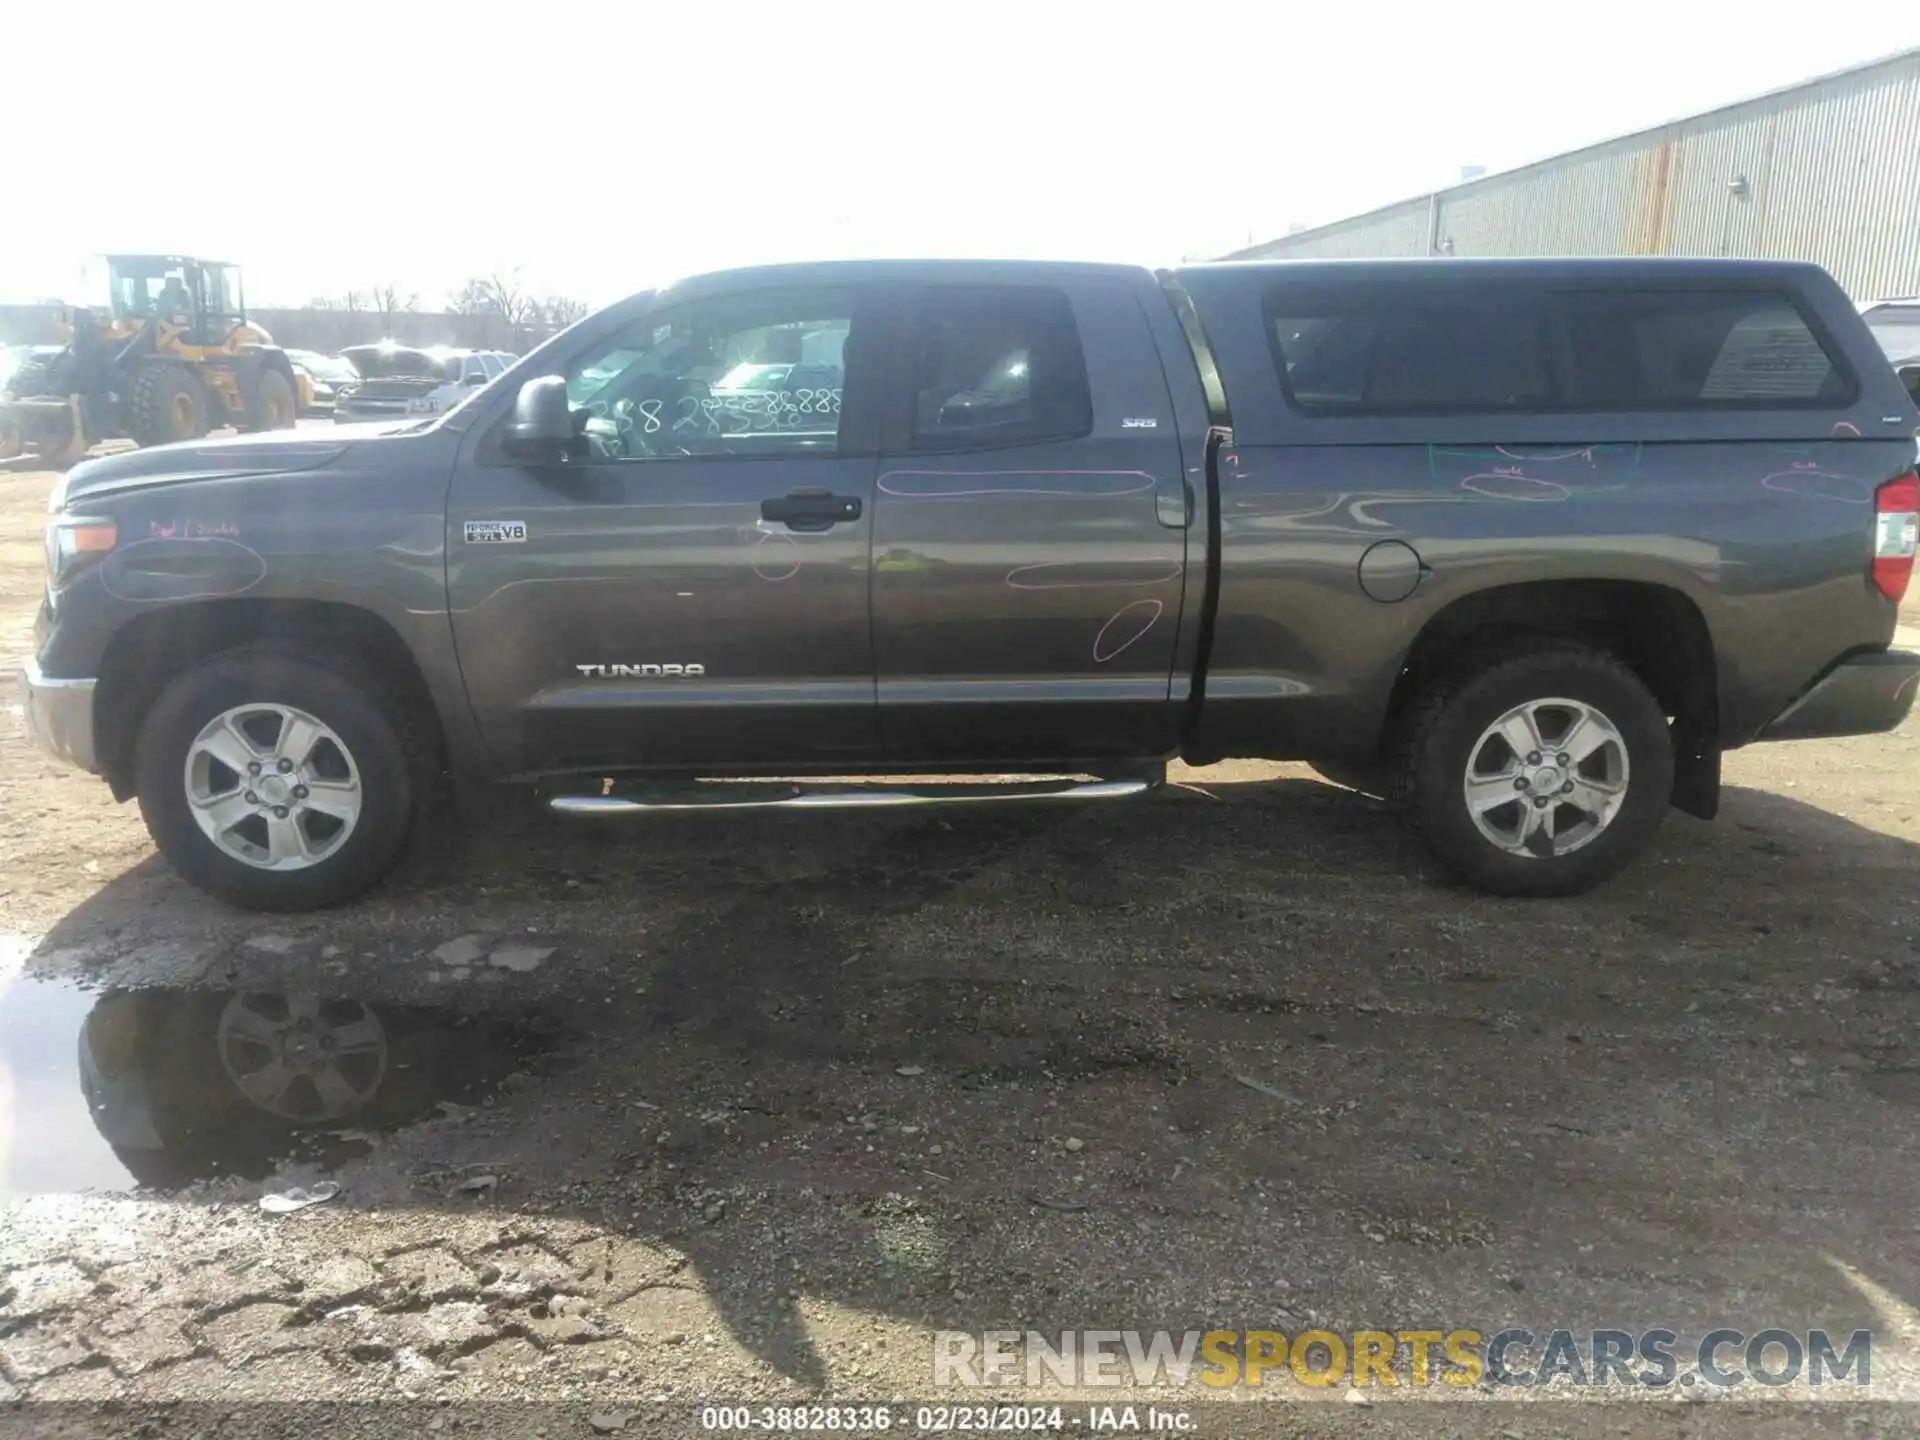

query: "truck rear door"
left=868, top=272, right=1190, bottom=763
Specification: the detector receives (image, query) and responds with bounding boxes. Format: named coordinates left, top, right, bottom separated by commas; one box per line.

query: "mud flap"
left=1670, top=726, right=1720, bottom=820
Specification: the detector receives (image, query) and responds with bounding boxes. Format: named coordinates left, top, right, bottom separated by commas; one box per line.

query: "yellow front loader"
left=0, top=255, right=309, bottom=467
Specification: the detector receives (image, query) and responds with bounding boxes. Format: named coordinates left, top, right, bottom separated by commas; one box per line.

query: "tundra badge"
left=575, top=663, right=707, bottom=678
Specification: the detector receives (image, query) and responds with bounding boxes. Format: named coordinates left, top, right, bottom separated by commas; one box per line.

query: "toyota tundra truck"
left=20, top=257, right=1920, bottom=911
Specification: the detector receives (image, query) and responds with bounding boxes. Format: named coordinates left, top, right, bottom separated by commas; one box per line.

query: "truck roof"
left=660, top=258, right=1156, bottom=296
left=651, top=255, right=1844, bottom=304
left=667, top=254, right=1838, bottom=282
left=1178, top=255, right=1838, bottom=283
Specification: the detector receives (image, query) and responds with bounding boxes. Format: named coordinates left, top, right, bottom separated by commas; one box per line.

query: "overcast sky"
left=4, top=2, right=1914, bottom=308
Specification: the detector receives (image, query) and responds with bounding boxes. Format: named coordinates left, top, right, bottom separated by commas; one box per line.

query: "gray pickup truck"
left=21, top=257, right=1920, bottom=911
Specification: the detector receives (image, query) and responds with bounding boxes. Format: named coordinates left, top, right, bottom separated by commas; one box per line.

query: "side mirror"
left=503, top=376, right=576, bottom=461
left=465, top=371, right=487, bottom=385
left=1900, top=365, right=1920, bottom=406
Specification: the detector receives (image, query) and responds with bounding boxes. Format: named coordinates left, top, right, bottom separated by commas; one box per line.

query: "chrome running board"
left=548, top=776, right=1157, bottom=815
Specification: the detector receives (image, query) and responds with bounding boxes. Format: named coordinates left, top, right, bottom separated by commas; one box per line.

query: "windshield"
left=108, top=259, right=192, bottom=323
left=288, top=351, right=359, bottom=383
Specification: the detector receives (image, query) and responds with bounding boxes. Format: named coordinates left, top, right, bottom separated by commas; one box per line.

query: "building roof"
left=1220, top=46, right=1920, bottom=261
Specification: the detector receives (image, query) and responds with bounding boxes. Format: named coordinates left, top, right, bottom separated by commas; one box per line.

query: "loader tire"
left=243, top=366, right=298, bottom=431
left=3, top=358, right=56, bottom=399
left=129, top=364, right=211, bottom=447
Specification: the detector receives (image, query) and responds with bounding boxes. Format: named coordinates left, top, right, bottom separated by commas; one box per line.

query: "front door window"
left=565, top=289, right=852, bottom=462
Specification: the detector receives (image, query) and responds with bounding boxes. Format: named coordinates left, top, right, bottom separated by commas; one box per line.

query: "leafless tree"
left=448, top=278, right=494, bottom=317
left=372, top=284, right=417, bottom=336
left=537, top=295, right=590, bottom=331
left=487, top=272, right=539, bottom=335
left=300, top=292, right=370, bottom=348
left=450, top=272, right=538, bottom=333
left=307, top=290, right=365, bottom=315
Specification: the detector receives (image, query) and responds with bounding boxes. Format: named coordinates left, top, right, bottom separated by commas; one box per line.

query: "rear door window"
left=904, top=286, right=1093, bottom=452
left=1266, top=284, right=1853, bottom=415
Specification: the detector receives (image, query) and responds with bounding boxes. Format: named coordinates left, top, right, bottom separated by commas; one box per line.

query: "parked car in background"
left=332, top=345, right=514, bottom=425
left=1857, top=298, right=1920, bottom=400
left=284, top=349, right=361, bottom=415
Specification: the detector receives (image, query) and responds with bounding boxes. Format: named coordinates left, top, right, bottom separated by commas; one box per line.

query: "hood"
left=55, top=423, right=408, bottom=507
left=341, top=345, right=448, bottom=379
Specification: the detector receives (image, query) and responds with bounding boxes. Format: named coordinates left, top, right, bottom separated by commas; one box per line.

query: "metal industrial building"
left=1223, top=48, right=1920, bottom=301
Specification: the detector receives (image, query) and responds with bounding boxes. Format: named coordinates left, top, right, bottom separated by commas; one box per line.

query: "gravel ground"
left=4, top=466, right=1920, bottom=1436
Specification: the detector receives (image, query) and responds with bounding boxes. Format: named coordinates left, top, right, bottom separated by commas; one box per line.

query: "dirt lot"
left=3, top=465, right=1920, bottom=1436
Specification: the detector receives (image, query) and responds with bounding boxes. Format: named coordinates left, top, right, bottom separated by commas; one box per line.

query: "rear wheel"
left=244, top=367, right=298, bottom=431
left=135, top=651, right=419, bottom=911
left=128, top=364, right=211, bottom=447
left=1391, top=643, right=1673, bottom=897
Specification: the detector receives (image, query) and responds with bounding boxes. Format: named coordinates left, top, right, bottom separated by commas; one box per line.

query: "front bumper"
left=19, top=659, right=98, bottom=773
left=335, top=396, right=429, bottom=424
left=1757, top=649, right=1920, bottom=741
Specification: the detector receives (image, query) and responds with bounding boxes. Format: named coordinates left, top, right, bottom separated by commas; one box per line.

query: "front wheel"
left=1391, top=643, right=1673, bottom=897
left=244, top=367, right=298, bottom=431
left=135, top=651, right=419, bottom=911
left=128, top=363, right=211, bottom=446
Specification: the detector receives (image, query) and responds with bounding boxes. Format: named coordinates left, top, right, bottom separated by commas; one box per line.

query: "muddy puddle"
left=0, top=964, right=571, bottom=1197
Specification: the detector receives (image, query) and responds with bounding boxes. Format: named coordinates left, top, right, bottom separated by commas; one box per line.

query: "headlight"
left=46, top=515, right=116, bottom=594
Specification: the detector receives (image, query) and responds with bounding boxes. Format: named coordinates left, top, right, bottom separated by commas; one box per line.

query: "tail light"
left=1874, top=472, right=1919, bottom=602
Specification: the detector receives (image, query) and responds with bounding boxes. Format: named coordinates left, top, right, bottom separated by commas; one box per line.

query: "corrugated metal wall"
left=1228, top=49, right=1920, bottom=299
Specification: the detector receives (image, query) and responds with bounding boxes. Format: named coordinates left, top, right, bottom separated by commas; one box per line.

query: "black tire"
left=128, top=363, right=211, bottom=447
left=244, top=366, right=298, bottom=431
left=1390, top=642, right=1673, bottom=897
left=134, top=650, right=420, bottom=911
left=4, top=356, right=56, bottom=399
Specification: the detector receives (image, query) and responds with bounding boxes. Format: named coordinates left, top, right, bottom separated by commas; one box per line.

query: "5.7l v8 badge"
left=464, top=520, right=527, bottom=544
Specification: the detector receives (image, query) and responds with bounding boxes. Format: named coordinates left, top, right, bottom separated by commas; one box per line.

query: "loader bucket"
left=0, top=396, right=85, bottom=469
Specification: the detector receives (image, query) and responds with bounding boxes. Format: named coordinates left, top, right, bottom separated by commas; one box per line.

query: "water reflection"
left=2, top=978, right=566, bottom=1196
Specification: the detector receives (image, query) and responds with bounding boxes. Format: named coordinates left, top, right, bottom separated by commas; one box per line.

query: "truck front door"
left=446, top=284, right=884, bottom=776
left=868, top=276, right=1190, bottom=762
